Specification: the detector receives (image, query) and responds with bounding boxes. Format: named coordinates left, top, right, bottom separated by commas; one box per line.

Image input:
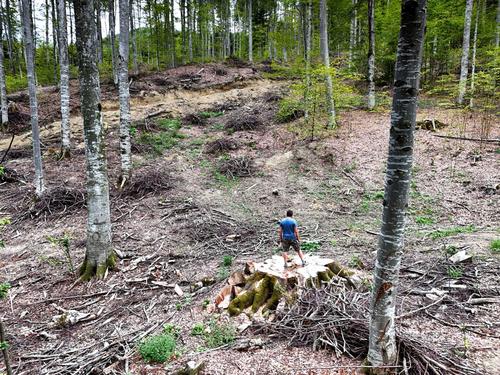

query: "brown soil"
left=0, top=63, right=499, bottom=374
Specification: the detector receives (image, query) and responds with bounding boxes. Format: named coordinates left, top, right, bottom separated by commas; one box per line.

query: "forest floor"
left=0, top=62, right=499, bottom=375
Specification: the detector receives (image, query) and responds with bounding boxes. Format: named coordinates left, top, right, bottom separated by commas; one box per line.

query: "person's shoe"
left=301, top=260, right=307, bottom=266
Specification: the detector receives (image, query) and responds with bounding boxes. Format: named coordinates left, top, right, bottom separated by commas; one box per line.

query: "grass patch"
left=203, top=320, right=236, bottom=348
left=490, top=239, right=500, bottom=253
left=191, top=322, right=205, bottom=336
left=199, top=111, right=223, bottom=119
left=415, top=216, right=435, bottom=225
left=429, top=225, right=476, bottom=240
left=136, top=118, right=184, bottom=155
left=222, top=255, right=234, bottom=267
left=447, top=265, right=463, bottom=279
left=0, top=282, right=10, bottom=299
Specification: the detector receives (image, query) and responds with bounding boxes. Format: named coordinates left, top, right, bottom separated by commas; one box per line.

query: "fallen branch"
left=432, top=134, right=500, bottom=143
left=0, top=133, right=14, bottom=164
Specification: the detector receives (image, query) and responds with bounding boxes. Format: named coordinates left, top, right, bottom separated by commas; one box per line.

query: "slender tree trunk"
left=304, top=0, right=312, bottom=121
left=0, top=321, right=12, bottom=375
left=469, top=0, right=480, bottom=108
left=367, top=0, right=376, bottom=110
left=96, top=0, right=103, bottom=63
left=129, top=0, right=138, bottom=73
left=457, top=0, right=473, bottom=105
left=0, top=16, right=9, bottom=125
left=4, top=0, right=15, bottom=74
left=187, top=0, right=192, bottom=61
left=73, top=0, right=114, bottom=280
left=109, top=0, right=118, bottom=84
left=180, top=0, right=185, bottom=63
left=21, top=0, right=45, bottom=197
left=169, top=0, right=175, bottom=67
left=349, top=0, right=357, bottom=64
left=57, top=0, right=71, bottom=157
left=118, top=0, right=131, bottom=185
left=319, top=0, right=335, bottom=128
left=45, top=0, right=50, bottom=64
left=248, top=0, right=252, bottom=62
left=68, top=1, right=74, bottom=46
left=366, top=0, right=427, bottom=371
left=50, top=0, right=58, bottom=83
left=496, top=0, right=500, bottom=48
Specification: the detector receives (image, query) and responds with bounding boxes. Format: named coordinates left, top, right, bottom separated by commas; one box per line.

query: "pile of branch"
left=224, top=113, right=263, bottom=132
left=261, top=283, right=479, bottom=375
left=205, top=138, right=239, bottom=154
left=182, top=113, right=206, bottom=126
left=217, top=156, right=255, bottom=178
left=225, top=56, right=250, bottom=68
left=214, top=67, right=228, bottom=76
left=6, top=102, right=31, bottom=134
left=118, top=168, right=174, bottom=198
left=18, top=187, right=86, bottom=221
left=0, top=166, right=23, bottom=183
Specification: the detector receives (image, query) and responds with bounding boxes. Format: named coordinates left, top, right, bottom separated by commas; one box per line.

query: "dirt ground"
left=0, top=63, right=499, bottom=375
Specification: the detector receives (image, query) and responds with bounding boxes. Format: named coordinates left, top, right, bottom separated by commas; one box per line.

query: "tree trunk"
left=169, top=0, right=175, bottom=67
left=0, top=16, right=8, bottom=125
left=109, top=0, right=118, bottom=84
left=22, top=0, right=45, bottom=197
left=248, top=0, right=252, bottom=62
left=319, top=0, right=336, bottom=128
left=366, top=0, right=427, bottom=371
left=50, top=0, right=58, bottom=83
left=96, top=0, right=103, bottom=63
left=45, top=0, right=50, bottom=65
left=180, top=0, right=185, bottom=63
left=4, top=0, right=15, bottom=74
left=349, top=0, right=357, bottom=64
left=0, top=321, right=12, bottom=375
left=457, top=0, right=473, bottom=105
left=496, top=0, right=500, bottom=48
left=469, top=0, right=480, bottom=108
left=130, top=0, right=138, bottom=73
left=118, top=0, right=131, bottom=185
left=304, top=0, right=312, bottom=121
left=367, top=0, right=376, bottom=110
left=73, top=0, right=115, bottom=280
left=56, top=0, right=71, bottom=158
left=187, top=0, right=192, bottom=61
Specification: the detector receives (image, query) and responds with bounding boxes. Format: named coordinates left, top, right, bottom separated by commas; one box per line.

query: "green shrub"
left=222, top=255, right=234, bottom=267
left=430, top=225, right=476, bottom=240
left=447, top=266, right=463, bottom=279
left=301, top=241, right=321, bottom=253
left=490, top=239, right=500, bottom=253
left=0, top=282, right=10, bottom=299
left=415, top=216, right=435, bottom=225
left=138, top=332, right=177, bottom=363
left=199, top=111, right=223, bottom=119
left=191, top=322, right=205, bottom=336
left=276, top=97, right=304, bottom=123
left=204, top=321, right=236, bottom=348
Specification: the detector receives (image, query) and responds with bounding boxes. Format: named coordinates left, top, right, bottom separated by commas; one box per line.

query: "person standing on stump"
left=279, top=210, right=306, bottom=267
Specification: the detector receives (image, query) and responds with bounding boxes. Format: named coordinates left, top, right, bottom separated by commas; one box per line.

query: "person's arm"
left=294, top=226, right=301, bottom=242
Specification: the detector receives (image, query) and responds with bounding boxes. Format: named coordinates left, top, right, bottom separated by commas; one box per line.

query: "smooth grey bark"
left=469, top=0, right=480, bottom=108
left=187, top=0, right=192, bottom=61
left=45, top=0, right=50, bottom=64
left=22, top=0, right=45, bottom=197
left=96, top=0, right=103, bottom=63
left=169, top=0, right=175, bottom=67
left=0, top=17, right=8, bottom=124
left=129, top=0, right=138, bottom=73
left=56, top=0, right=71, bottom=157
left=367, top=0, right=376, bottom=110
left=248, top=0, right=252, bottom=62
left=118, top=0, right=131, bottom=185
left=319, top=0, right=335, bottom=128
left=73, top=0, right=114, bottom=279
left=349, top=0, right=357, bottom=64
left=50, top=0, right=58, bottom=83
left=304, top=0, right=312, bottom=121
left=457, top=0, right=473, bottom=105
left=367, top=0, right=427, bottom=370
left=496, top=0, right=500, bottom=48
left=109, top=0, right=118, bottom=84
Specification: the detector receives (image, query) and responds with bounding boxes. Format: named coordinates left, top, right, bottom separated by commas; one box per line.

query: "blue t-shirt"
left=280, top=218, right=298, bottom=240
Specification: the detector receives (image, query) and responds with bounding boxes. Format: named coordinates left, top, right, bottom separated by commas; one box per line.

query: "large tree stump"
left=215, top=255, right=366, bottom=317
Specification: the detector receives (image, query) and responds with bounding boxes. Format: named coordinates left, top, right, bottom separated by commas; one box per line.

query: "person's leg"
left=282, top=240, right=291, bottom=267
left=293, top=241, right=306, bottom=265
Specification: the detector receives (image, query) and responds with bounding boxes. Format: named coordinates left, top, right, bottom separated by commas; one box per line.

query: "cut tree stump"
left=215, top=255, right=367, bottom=317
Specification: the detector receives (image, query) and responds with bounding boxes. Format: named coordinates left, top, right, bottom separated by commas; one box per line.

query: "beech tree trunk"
left=367, top=0, right=376, bottom=110
left=56, top=0, right=71, bottom=158
left=319, top=0, right=335, bottom=128
left=0, top=18, right=8, bottom=125
left=469, top=0, right=480, bottom=108
left=367, top=0, right=427, bottom=371
left=349, top=0, right=357, bottom=64
left=73, top=0, right=114, bottom=280
left=496, top=0, right=499, bottom=48
left=187, top=0, right=192, bottom=61
left=109, top=0, right=118, bottom=84
left=50, top=0, right=58, bottom=83
left=96, top=0, right=103, bottom=63
left=22, top=0, right=45, bottom=197
left=248, top=0, right=252, bottom=62
left=304, top=0, right=312, bottom=121
left=130, top=0, right=138, bottom=74
left=118, top=0, right=131, bottom=185
left=457, top=0, right=474, bottom=105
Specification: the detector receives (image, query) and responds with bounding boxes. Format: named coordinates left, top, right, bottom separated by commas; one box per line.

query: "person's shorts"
left=282, top=239, right=300, bottom=252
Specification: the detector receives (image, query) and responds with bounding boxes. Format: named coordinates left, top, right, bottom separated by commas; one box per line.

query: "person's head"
left=286, top=210, right=293, bottom=217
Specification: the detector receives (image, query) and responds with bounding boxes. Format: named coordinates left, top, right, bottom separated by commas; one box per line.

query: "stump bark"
left=215, top=255, right=365, bottom=316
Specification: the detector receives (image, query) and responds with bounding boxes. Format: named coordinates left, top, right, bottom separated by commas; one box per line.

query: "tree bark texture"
left=319, top=0, right=335, bottom=128
left=56, top=0, right=71, bottom=157
left=248, top=0, right=252, bottom=62
left=130, top=0, right=138, bottom=74
left=367, top=0, right=376, bottom=110
left=349, top=0, right=357, bottom=64
left=469, top=0, right=480, bottom=108
left=0, top=18, right=8, bottom=124
left=73, top=0, right=114, bottom=280
left=95, top=0, right=103, bottom=63
left=109, top=0, right=118, bottom=84
left=367, top=0, right=427, bottom=371
left=22, top=0, right=45, bottom=197
left=457, top=0, right=473, bottom=104
left=118, top=0, right=131, bottom=185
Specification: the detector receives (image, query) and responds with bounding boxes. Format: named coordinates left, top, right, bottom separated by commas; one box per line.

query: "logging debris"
left=216, top=156, right=255, bottom=178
